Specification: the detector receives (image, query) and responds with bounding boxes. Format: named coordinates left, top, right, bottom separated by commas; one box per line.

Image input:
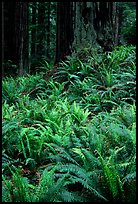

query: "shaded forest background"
left=2, top=2, right=136, bottom=77
left=2, top=2, right=136, bottom=202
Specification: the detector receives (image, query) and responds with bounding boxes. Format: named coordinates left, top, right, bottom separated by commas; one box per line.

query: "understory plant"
left=2, top=45, right=136, bottom=202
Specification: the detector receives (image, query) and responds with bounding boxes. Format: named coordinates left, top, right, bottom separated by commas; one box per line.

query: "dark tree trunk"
left=46, top=2, right=51, bottom=60
left=55, top=2, right=118, bottom=64
left=112, top=3, right=119, bottom=46
left=28, top=2, right=33, bottom=73
left=73, top=2, right=118, bottom=52
left=2, top=2, right=4, bottom=77
left=38, top=2, right=46, bottom=57
left=31, top=2, right=38, bottom=57
left=55, top=2, right=74, bottom=63
left=72, top=2, right=97, bottom=50
left=94, top=2, right=118, bottom=50
left=15, top=2, right=28, bottom=75
left=3, top=2, right=29, bottom=76
left=4, top=2, right=16, bottom=63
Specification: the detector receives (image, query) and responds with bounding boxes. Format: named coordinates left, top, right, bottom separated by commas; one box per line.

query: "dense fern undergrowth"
left=2, top=45, right=136, bottom=202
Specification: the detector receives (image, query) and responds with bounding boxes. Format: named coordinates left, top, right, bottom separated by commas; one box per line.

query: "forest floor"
left=2, top=45, right=136, bottom=202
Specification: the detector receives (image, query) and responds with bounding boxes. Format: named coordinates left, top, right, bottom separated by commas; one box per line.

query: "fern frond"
left=81, top=148, right=101, bottom=169
left=69, top=175, right=108, bottom=201
left=122, top=172, right=136, bottom=184
left=98, top=153, right=125, bottom=200
left=33, top=164, right=58, bottom=201
left=57, top=149, right=80, bottom=165
left=43, top=173, right=69, bottom=202
left=61, top=189, right=86, bottom=202
left=4, top=167, right=32, bottom=202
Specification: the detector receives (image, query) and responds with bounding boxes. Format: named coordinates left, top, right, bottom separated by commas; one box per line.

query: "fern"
left=42, top=173, right=69, bottom=202
left=2, top=45, right=136, bottom=202
left=57, top=163, right=108, bottom=201
left=81, top=148, right=101, bottom=170
left=61, top=189, right=86, bottom=202
left=2, top=152, right=19, bottom=175
left=3, top=168, right=32, bottom=202
left=122, top=172, right=136, bottom=185
left=47, top=145, right=80, bottom=166
left=2, top=175, right=12, bottom=202
left=32, top=164, right=68, bottom=202
left=98, top=152, right=125, bottom=201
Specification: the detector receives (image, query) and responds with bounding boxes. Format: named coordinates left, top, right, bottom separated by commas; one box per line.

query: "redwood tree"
left=55, top=2, right=74, bottom=63
left=3, top=2, right=16, bottom=75
left=55, top=2, right=119, bottom=63
left=15, top=2, right=29, bottom=75
left=2, top=2, right=4, bottom=77
left=3, top=2, right=29, bottom=76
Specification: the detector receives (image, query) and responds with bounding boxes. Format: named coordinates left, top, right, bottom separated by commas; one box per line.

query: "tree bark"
left=3, top=2, right=16, bottom=63
left=2, top=2, right=4, bottom=77
left=112, top=2, right=119, bottom=46
left=55, top=2, right=74, bottom=63
left=73, top=2, right=97, bottom=50
left=73, top=2, right=117, bottom=52
left=93, top=2, right=117, bottom=51
left=38, top=2, right=46, bottom=57
left=15, top=2, right=29, bottom=75
left=31, top=2, right=38, bottom=58
left=46, top=2, right=51, bottom=60
left=55, top=2, right=118, bottom=64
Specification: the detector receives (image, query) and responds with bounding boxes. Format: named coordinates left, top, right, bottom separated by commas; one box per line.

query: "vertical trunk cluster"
left=3, top=2, right=28, bottom=76
left=3, top=2, right=16, bottom=64
left=37, top=2, right=51, bottom=61
left=3, top=2, right=118, bottom=75
left=29, top=2, right=53, bottom=67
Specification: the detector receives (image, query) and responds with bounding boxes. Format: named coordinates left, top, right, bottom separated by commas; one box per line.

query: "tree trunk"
left=72, top=2, right=97, bottom=50
left=28, top=2, right=33, bottom=73
left=94, top=2, right=118, bottom=51
left=2, top=2, right=4, bottom=77
left=55, top=2, right=118, bottom=64
left=112, top=2, right=119, bottom=46
left=73, top=2, right=117, bottom=52
left=31, top=2, right=38, bottom=58
left=38, top=2, right=46, bottom=57
left=4, top=2, right=16, bottom=63
left=55, top=2, right=74, bottom=63
left=15, top=2, right=28, bottom=75
left=46, top=2, right=51, bottom=60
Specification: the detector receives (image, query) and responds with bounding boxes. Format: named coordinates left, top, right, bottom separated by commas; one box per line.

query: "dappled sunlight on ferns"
left=2, top=45, right=136, bottom=202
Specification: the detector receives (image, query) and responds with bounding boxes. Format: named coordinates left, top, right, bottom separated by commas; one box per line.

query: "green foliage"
left=3, top=60, right=18, bottom=76
left=2, top=168, right=31, bottom=202
left=118, top=2, right=136, bottom=44
left=2, top=45, right=136, bottom=202
left=36, top=60, right=54, bottom=73
left=98, top=152, right=125, bottom=201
